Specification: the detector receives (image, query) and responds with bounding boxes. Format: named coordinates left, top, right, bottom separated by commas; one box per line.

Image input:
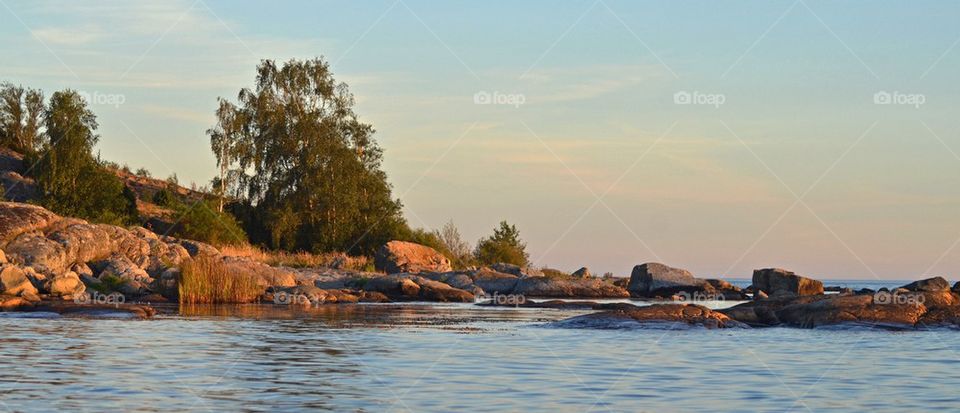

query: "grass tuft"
left=178, top=256, right=262, bottom=304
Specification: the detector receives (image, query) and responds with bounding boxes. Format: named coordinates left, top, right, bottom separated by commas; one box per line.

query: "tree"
left=474, top=221, right=529, bottom=267
left=437, top=220, right=473, bottom=268
left=209, top=58, right=406, bottom=255
left=0, top=83, right=44, bottom=154
left=28, top=90, right=137, bottom=225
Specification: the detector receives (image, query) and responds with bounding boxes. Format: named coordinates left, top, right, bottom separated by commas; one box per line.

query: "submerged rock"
left=552, top=304, right=747, bottom=329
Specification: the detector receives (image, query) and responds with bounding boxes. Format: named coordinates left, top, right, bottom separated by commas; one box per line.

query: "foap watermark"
left=873, top=91, right=925, bottom=108
left=475, top=291, right=526, bottom=306
left=473, top=91, right=525, bottom=108
left=674, top=90, right=725, bottom=108
left=74, top=291, right=126, bottom=307
left=873, top=291, right=925, bottom=306
left=273, top=291, right=324, bottom=307
left=675, top=291, right=726, bottom=303
left=77, top=90, right=126, bottom=108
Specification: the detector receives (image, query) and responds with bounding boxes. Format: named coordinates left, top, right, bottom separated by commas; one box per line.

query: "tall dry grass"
left=218, top=244, right=372, bottom=271
left=178, top=256, right=262, bottom=304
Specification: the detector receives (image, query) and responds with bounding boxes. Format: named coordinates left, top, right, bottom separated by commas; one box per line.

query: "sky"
left=2, top=0, right=959, bottom=280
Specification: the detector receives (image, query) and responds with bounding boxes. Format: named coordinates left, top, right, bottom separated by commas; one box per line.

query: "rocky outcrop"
left=361, top=274, right=474, bottom=302
left=571, top=267, right=591, bottom=279
left=721, top=289, right=960, bottom=329
left=0, top=202, right=58, bottom=244
left=487, top=262, right=541, bottom=278
left=899, top=276, right=950, bottom=292
left=513, top=277, right=629, bottom=298
left=627, top=262, right=707, bottom=297
left=552, top=304, right=747, bottom=329
left=0, top=264, right=38, bottom=297
left=374, top=241, right=452, bottom=274
left=471, top=268, right=520, bottom=294
left=751, top=268, right=823, bottom=297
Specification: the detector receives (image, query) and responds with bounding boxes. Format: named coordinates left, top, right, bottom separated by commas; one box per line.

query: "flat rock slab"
left=550, top=303, right=747, bottom=329
left=7, top=301, right=156, bottom=319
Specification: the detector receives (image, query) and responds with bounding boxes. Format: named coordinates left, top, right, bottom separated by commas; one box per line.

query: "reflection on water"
left=1, top=303, right=959, bottom=412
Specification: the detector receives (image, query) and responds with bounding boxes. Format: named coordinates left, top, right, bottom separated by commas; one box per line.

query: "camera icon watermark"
left=873, top=91, right=925, bottom=108
left=473, top=91, right=525, bottom=108
left=873, top=291, right=925, bottom=306
left=674, top=90, right=725, bottom=108
left=77, top=90, right=126, bottom=108
left=273, top=291, right=323, bottom=307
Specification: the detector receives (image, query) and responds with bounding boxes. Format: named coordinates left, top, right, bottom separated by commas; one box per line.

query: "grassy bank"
left=178, top=257, right=261, bottom=304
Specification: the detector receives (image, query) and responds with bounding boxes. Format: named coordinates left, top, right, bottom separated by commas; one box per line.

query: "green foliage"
left=89, top=274, right=127, bottom=294
left=209, top=58, right=406, bottom=255
left=434, top=220, right=474, bottom=269
left=168, top=199, right=247, bottom=246
left=27, top=90, right=138, bottom=225
left=152, top=187, right=176, bottom=207
left=0, top=83, right=44, bottom=154
left=134, top=167, right=151, bottom=177
left=474, top=221, right=529, bottom=267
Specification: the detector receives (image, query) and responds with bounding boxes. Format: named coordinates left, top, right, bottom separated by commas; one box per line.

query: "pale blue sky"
left=2, top=0, right=959, bottom=279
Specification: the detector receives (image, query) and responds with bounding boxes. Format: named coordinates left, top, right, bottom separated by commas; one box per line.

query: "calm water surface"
left=1, top=279, right=959, bottom=412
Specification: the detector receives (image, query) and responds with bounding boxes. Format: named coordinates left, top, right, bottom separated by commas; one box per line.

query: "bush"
left=152, top=187, right=176, bottom=207
left=474, top=221, right=529, bottom=267
left=171, top=199, right=247, bottom=246
left=178, top=256, right=261, bottom=304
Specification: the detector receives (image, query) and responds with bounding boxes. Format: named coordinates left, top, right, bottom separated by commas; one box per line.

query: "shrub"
left=178, top=256, right=261, bottom=304
left=172, top=199, right=247, bottom=246
left=474, top=221, right=529, bottom=267
left=152, top=187, right=176, bottom=207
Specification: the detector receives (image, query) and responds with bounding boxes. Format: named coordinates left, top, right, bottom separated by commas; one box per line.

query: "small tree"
left=0, top=83, right=44, bottom=154
left=474, top=221, right=529, bottom=267
left=437, top=220, right=473, bottom=268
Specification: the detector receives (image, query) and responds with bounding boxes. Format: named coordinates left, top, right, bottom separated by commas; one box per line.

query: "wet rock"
left=513, top=277, right=629, bottom=298
left=899, top=276, right=951, bottom=292
left=552, top=304, right=747, bottom=329
left=0, top=294, right=29, bottom=309
left=628, top=262, right=706, bottom=297
left=374, top=241, right=452, bottom=274
left=752, top=268, right=823, bottom=297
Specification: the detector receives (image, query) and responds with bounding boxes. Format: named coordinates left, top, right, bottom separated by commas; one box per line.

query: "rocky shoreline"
left=0, top=201, right=958, bottom=329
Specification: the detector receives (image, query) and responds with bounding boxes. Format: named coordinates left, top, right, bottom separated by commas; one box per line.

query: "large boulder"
left=513, top=277, right=629, bottom=298
left=552, top=304, right=747, bottom=329
left=628, top=263, right=706, bottom=297
left=0, top=202, right=59, bottom=245
left=4, top=233, right=69, bottom=275
left=221, top=256, right=297, bottom=288
left=751, top=268, right=823, bottom=297
left=374, top=241, right=452, bottom=274
left=94, top=253, right=154, bottom=296
left=45, top=271, right=86, bottom=298
left=46, top=223, right=114, bottom=263
left=571, top=267, right=591, bottom=279
left=0, top=264, right=38, bottom=297
left=899, top=276, right=951, bottom=292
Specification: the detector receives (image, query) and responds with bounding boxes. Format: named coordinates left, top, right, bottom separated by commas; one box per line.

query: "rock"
left=627, top=262, right=706, bottom=297
left=571, top=267, right=591, bottom=279
left=954, top=282, right=960, bottom=293
left=221, top=256, right=297, bottom=288
left=488, top=263, right=526, bottom=277
left=374, top=241, right=452, bottom=274
left=0, top=294, right=29, bottom=309
left=46, top=223, right=113, bottom=264
left=4, top=233, right=69, bottom=275
left=754, top=290, right=768, bottom=300
left=358, top=291, right=390, bottom=303
left=0, top=202, right=59, bottom=245
left=45, top=272, right=86, bottom=297
left=94, top=253, right=154, bottom=295
left=513, top=277, right=629, bottom=298
left=552, top=304, right=747, bottom=329
left=0, top=265, right=38, bottom=297
left=178, top=239, right=220, bottom=258
left=362, top=274, right=474, bottom=302
left=751, top=268, right=823, bottom=297
left=470, top=268, right=520, bottom=294
left=0, top=249, right=6, bottom=264
left=705, top=278, right=738, bottom=291
left=899, top=276, right=951, bottom=292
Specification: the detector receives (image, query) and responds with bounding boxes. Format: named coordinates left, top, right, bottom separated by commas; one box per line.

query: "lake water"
left=1, top=279, right=958, bottom=412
